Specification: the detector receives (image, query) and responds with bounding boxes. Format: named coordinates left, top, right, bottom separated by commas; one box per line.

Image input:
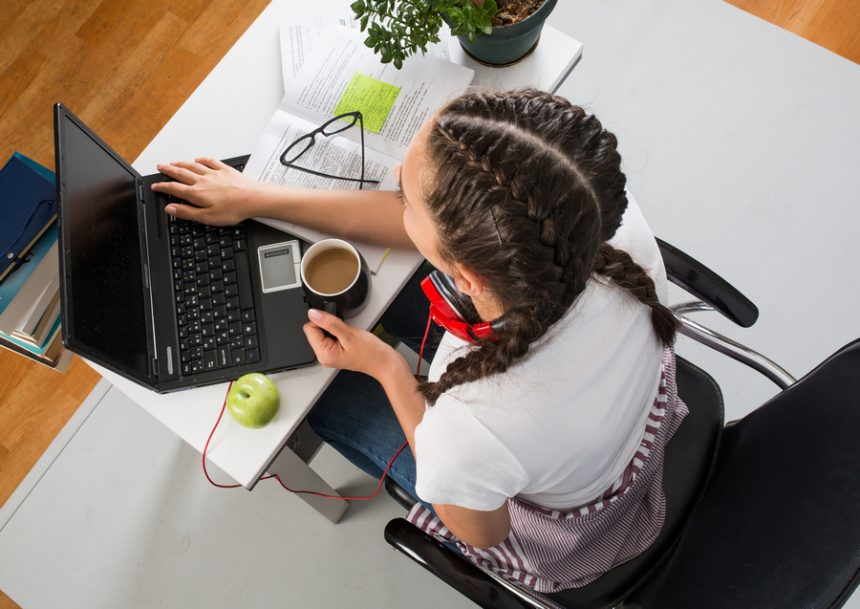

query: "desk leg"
left=266, top=445, right=350, bottom=524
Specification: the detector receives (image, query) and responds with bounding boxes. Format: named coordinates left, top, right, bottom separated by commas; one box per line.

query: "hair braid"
left=593, top=243, right=679, bottom=346
left=417, top=89, right=674, bottom=405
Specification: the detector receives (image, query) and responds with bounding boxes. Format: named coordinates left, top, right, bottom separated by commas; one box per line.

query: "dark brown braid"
left=418, top=89, right=677, bottom=405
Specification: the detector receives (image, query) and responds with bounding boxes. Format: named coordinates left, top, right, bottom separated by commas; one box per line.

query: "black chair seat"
left=627, top=339, right=860, bottom=609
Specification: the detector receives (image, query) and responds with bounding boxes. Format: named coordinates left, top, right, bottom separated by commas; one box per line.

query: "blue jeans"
left=307, top=264, right=442, bottom=506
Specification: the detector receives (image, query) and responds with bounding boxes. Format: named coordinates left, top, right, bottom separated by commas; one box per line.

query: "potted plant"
left=351, top=0, right=558, bottom=68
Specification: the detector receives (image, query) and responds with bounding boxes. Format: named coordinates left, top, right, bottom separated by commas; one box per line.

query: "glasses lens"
left=322, top=113, right=359, bottom=136
left=281, top=135, right=314, bottom=165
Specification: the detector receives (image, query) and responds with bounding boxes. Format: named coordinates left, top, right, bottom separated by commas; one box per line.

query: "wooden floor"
left=0, top=1, right=857, bottom=607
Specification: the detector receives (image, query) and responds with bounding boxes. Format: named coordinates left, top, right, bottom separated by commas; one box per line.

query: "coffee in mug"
left=303, top=248, right=359, bottom=295
left=300, top=239, right=370, bottom=318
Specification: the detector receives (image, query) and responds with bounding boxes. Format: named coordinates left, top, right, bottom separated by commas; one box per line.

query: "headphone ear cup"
left=427, top=271, right=479, bottom=324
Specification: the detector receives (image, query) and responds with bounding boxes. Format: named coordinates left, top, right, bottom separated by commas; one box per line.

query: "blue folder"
left=0, top=152, right=58, bottom=282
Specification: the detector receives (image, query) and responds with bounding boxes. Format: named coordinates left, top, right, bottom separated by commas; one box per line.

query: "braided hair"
left=418, top=89, right=678, bottom=405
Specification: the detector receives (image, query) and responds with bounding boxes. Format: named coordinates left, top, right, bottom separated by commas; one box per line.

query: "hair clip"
left=489, top=207, right=503, bottom=245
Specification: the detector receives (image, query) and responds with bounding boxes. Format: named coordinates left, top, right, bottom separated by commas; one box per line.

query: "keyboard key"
left=224, top=272, right=237, bottom=285
left=217, top=346, right=231, bottom=367
left=232, top=348, right=246, bottom=366
left=230, top=335, right=243, bottom=349
left=245, top=348, right=260, bottom=363
left=241, top=309, right=255, bottom=323
left=217, top=330, right=230, bottom=345
left=227, top=310, right=241, bottom=323
left=242, top=322, right=257, bottom=336
left=220, top=246, right=234, bottom=260
left=191, top=359, right=204, bottom=373
left=201, top=324, right=215, bottom=337
left=243, top=334, right=258, bottom=348
left=225, top=297, right=240, bottom=311
left=203, top=336, right=216, bottom=350
left=214, top=319, right=228, bottom=332
left=204, top=351, right=218, bottom=370
left=221, top=259, right=235, bottom=273
left=234, top=239, right=247, bottom=252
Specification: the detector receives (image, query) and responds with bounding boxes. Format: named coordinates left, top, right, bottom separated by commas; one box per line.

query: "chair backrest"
left=544, top=356, right=724, bottom=608
left=627, top=339, right=860, bottom=609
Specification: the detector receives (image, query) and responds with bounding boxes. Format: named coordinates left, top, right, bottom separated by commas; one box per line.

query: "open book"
left=243, top=26, right=474, bottom=270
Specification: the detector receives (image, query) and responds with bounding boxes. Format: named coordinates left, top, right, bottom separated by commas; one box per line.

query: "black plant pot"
left=455, top=0, right=558, bottom=65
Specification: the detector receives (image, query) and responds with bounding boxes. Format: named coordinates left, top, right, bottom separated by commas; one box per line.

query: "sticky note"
left=333, top=72, right=401, bottom=133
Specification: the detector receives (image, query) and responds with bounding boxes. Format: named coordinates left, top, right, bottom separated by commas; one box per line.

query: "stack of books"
left=0, top=152, right=68, bottom=370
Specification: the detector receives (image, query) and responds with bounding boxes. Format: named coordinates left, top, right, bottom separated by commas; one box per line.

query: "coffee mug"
left=300, top=238, right=370, bottom=319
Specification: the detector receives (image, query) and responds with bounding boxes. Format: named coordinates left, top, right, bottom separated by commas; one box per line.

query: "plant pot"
left=456, top=0, right=558, bottom=66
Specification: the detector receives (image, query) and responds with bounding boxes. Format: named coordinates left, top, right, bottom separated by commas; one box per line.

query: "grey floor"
left=3, top=0, right=860, bottom=606
left=0, top=381, right=473, bottom=609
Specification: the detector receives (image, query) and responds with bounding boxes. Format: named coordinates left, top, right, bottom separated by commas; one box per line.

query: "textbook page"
left=280, top=17, right=451, bottom=82
left=244, top=111, right=397, bottom=271
left=280, top=12, right=358, bottom=82
left=280, top=26, right=473, bottom=160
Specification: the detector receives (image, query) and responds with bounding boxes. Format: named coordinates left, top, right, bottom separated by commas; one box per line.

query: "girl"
left=152, top=89, right=687, bottom=595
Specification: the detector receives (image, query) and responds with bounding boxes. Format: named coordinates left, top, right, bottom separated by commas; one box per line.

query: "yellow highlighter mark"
left=334, top=72, right=401, bottom=133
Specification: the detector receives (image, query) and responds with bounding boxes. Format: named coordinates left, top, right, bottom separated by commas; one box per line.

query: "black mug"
left=300, top=239, right=370, bottom=319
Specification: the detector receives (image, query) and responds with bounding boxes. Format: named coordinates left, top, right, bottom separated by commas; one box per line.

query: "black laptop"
left=53, top=103, right=315, bottom=392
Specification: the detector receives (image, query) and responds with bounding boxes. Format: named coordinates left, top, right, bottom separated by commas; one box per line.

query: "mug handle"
left=322, top=301, right=339, bottom=318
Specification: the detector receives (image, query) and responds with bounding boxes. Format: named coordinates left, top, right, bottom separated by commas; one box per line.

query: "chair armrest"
left=657, top=238, right=759, bottom=328
left=383, top=518, right=540, bottom=609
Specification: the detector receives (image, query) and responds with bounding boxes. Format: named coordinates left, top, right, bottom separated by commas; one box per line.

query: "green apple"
left=226, top=373, right=280, bottom=428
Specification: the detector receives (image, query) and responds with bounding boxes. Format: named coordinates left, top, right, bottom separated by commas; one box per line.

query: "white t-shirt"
left=414, top=194, right=668, bottom=511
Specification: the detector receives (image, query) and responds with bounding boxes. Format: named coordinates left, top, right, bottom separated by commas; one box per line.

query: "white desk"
left=91, top=0, right=581, bottom=521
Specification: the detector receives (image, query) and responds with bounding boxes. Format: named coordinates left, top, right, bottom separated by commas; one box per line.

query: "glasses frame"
left=279, top=111, right=380, bottom=190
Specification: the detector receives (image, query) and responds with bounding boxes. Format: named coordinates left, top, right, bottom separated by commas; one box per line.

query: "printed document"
left=244, top=25, right=473, bottom=269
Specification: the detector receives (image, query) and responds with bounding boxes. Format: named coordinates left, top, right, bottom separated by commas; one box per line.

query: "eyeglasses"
left=279, top=111, right=380, bottom=189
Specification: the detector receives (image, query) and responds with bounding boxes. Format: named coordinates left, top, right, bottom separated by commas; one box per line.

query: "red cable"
left=202, top=311, right=435, bottom=499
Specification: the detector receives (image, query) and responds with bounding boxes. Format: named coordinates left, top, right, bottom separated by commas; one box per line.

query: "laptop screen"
left=58, top=111, right=150, bottom=378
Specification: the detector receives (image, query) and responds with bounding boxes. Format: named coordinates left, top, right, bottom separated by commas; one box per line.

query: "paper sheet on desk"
left=243, top=25, right=472, bottom=271
left=280, top=15, right=451, bottom=83
left=278, top=26, right=471, bottom=160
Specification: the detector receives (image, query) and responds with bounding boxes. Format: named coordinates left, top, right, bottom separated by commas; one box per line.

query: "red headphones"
left=420, top=270, right=504, bottom=342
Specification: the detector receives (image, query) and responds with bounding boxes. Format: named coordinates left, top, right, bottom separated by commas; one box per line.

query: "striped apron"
left=407, top=348, right=689, bottom=598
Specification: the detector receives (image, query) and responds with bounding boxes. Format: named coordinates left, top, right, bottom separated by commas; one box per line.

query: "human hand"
left=151, top=157, right=261, bottom=226
left=303, top=309, right=403, bottom=380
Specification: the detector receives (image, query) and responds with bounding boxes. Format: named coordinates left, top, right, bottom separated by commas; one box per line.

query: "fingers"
left=157, top=163, right=202, bottom=184
left=163, top=202, right=204, bottom=222
left=173, top=160, right=213, bottom=175
left=196, top=157, right=232, bottom=171
left=302, top=322, right=340, bottom=366
left=307, top=309, right=349, bottom=340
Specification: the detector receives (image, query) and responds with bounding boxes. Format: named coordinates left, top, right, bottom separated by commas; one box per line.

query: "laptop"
left=53, top=103, right=315, bottom=392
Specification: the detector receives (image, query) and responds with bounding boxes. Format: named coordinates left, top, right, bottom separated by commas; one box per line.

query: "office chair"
left=383, top=238, right=860, bottom=609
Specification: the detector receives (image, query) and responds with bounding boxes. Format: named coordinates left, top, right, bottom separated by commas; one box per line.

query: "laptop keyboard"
left=167, top=215, right=260, bottom=375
